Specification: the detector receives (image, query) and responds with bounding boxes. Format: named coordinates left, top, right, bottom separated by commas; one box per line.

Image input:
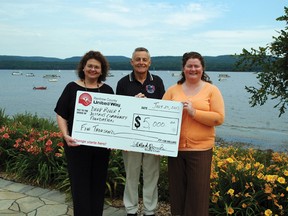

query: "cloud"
left=164, top=2, right=225, bottom=28
left=200, top=28, right=281, bottom=47
left=0, top=0, right=285, bottom=58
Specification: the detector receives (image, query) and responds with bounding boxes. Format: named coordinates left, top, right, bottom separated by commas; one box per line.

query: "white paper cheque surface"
left=72, top=91, right=183, bottom=157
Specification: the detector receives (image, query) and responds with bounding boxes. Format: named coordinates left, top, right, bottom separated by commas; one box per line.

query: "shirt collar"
left=129, top=71, right=154, bottom=82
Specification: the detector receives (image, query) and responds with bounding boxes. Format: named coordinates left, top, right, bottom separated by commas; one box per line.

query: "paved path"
left=0, top=178, right=126, bottom=216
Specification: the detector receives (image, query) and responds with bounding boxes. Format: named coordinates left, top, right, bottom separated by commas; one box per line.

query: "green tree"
left=236, top=7, right=288, bottom=117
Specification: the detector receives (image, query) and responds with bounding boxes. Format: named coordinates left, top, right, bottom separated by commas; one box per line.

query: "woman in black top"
left=54, top=50, right=114, bottom=216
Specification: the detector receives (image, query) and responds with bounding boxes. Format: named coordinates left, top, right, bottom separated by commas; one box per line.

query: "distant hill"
left=63, top=55, right=130, bottom=63
left=0, top=54, right=244, bottom=71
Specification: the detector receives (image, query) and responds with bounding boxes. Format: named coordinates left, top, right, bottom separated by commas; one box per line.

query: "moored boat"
left=26, top=73, right=35, bottom=77
left=48, top=78, right=58, bottom=82
left=12, top=71, right=23, bottom=76
left=171, top=72, right=181, bottom=77
left=43, top=74, right=60, bottom=78
left=218, top=73, right=230, bottom=78
left=218, top=77, right=227, bottom=81
left=33, top=86, right=47, bottom=90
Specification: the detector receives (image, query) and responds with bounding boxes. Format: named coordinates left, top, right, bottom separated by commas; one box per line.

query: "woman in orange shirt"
left=162, top=52, right=225, bottom=216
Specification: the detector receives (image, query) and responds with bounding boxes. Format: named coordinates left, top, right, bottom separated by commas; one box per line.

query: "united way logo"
left=78, top=93, right=92, bottom=106
left=146, top=85, right=155, bottom=94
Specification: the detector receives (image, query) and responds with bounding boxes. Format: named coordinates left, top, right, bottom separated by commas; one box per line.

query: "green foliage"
left=158, top=156, right=169, bottom=201
left=210, top=146, right=288, bottom=215
left=0, top=55, right=242, bottom=71
left=11, top=112, right=58, bottom=131
left=106, top=150, right=126, bottom=198
left=236, top=7, right=288, bottom=117
left=0, top=118, right=65, bottom=186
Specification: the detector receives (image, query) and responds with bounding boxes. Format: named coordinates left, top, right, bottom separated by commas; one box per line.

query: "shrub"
left=0, top=124, right=65, bottom=186
left=210, top=146, right=288, bottom=215
left=106, top=150, right=126, bottom=199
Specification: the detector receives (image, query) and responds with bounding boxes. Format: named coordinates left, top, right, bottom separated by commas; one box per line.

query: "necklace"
left=83, top=80, right=100, bottom=92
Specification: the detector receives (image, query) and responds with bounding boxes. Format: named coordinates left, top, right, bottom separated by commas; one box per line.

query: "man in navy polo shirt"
left=116, top=47, right=165, bottom=216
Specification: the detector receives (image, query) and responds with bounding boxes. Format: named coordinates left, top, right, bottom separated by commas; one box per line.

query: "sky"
left=0, top=0, right=286, bottom=59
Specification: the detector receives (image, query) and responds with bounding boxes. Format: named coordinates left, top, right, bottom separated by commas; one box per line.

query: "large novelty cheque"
left=72, top=91, right=183, bottom=157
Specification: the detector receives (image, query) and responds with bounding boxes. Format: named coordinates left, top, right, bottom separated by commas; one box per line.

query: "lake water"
left=0, top=69, right=287, bottom=151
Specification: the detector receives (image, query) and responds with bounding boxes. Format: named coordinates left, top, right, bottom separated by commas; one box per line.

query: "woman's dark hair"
left=77, top=50, right=109, bottom=83
left=177, top=51, right=212, bottom=84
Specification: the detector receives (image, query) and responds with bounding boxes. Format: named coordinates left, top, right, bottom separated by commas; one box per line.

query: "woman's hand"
left=182, top=101, right=196, bottom=117
left=63, top=134, right=80, bottom=147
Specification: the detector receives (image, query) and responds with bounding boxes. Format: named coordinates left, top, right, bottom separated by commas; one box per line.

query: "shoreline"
left=216, top=126, right=288, bottom=152
left=215, top=136, right=287, bottom=153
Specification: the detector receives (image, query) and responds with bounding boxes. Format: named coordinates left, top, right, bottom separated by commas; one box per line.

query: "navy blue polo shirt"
left=116, top=71, right=165, bottom=99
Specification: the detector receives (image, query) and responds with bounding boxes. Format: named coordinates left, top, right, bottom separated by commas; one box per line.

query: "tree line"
left=0, top=54, right=258, bottom=71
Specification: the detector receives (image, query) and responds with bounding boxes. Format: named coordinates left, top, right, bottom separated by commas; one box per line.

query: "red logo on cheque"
left=78, top=93, right=92, bottom=106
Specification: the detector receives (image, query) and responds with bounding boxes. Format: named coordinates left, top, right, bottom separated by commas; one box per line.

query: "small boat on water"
left=171, top=72, right=181, bottom=77
left=12, top=71, right=23, bottom=76
left=48, top=78, right=58, bottom=82
left=218, top=77, right=227, bottom=81
left=218, top=73, right=230, bottom=81
left=218, top=73, right=230, bottom=78
left=33, top=86, right=47, bottom=90
left=43, top=74, right=60, bottom=78
left=25, top=73, right=35, bottom=77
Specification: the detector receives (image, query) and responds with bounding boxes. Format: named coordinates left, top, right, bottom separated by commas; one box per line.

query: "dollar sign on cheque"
left=134, top=116, right=141, bottom=128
